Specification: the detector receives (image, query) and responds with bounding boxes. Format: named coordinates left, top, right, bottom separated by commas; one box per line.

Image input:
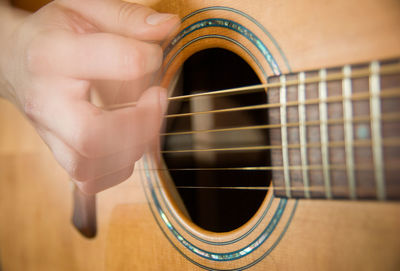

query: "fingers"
left=68, top=86, right=166, bottom=158
left=57, top=0, right=180, bottom=41
left=31, top=85, right=168, bottom=194
left=91, top=73, right=155, bottom=106
left=36, top=129, right=144, bottom=183
left=19, top=0, right=176, bottom=195
left=28, top=31, right=162, bottom=80
left=31, top=85, right=167, bottom=158
left=11, top=0, right=175, bottom=196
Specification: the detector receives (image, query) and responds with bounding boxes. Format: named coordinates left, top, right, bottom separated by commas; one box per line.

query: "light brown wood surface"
left=1, top=0, right=400, bottom=270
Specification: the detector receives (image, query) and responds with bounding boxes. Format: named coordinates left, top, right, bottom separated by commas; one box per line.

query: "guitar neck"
left=268, top=59, right=400, bottom=200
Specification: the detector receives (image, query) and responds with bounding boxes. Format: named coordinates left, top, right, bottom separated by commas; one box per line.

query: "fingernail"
left=146, top=13, right=176, bottom=25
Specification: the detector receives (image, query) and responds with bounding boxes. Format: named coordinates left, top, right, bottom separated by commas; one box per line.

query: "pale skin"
left=0, top=0, right=180, bottom=194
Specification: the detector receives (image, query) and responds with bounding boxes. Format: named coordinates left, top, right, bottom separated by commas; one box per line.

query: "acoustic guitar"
left=1, top=0, right=400, bottom=270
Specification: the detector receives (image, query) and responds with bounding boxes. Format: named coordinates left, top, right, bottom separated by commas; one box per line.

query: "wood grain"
left=1, top=0, right=400, bottom=270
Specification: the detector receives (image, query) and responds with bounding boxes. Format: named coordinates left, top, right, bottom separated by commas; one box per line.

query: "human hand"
left=0, top=0, right=179, bottom=194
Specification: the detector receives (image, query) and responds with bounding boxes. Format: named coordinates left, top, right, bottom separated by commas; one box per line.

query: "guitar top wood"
left=1, top=0, right=400, bottom=270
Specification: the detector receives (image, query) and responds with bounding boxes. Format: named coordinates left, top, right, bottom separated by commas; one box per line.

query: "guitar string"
left=104, top=63, right=400, bottom=110
left=172, top=185, right=376, bottom=191
left=105, top=63, right=399, bottom=192
left=164, top=87, right=400, bottom=119
left=161, top=112, right=400, bottom=136
left=146, top=160, right=400, bottom=191
left=175, top=186, right=273, bottom=190
left=152, top=70, right=398, bottom=192
left=161, top=137, right=400, bottom=154
left=140, top=162, right=400, bottom=191
left=141, top=161, right=400, bottom=172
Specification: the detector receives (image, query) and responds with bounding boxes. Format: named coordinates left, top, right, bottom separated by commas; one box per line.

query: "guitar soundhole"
left=162, top=48, right=272, bottom=232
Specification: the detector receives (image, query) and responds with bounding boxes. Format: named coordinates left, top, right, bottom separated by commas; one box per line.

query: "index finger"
left=58, top=0, right=180, bottom=41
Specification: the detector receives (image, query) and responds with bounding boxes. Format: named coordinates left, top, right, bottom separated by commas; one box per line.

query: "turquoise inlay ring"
left=140, top=6, right=297, bottom=270
left=164, top=18, right=281, bottom=75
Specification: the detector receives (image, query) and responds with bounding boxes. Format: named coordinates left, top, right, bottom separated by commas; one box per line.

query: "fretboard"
left=268, top=59, right=400, bottom=200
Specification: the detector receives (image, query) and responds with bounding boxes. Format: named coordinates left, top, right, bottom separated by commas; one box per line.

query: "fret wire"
left=298, top=72, right=310, bottom=198
left=104, top=63, right=400, bottom=110
left=160, top=137, right=400, bottom=154
left=164, top=87, right=400, bottom=119
left=319, top=69, right=332, bottom=199
left=370, top=61, right=386, bottom=200
left=161, top=112, right=400, bottom=137
left=280, top=75, right=291, bottom=197
left=343, top=65, right=357, bottom=199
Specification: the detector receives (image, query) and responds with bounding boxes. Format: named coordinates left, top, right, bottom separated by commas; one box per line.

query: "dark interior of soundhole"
left=162, top=48, right=271, bottom=232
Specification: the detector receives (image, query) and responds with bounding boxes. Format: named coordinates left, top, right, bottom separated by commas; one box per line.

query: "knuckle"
left=117, top=2, right=144, bottom=26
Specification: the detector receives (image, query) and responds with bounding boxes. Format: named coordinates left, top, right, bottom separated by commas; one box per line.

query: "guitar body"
left=1, top=0, right=400, bottom=270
